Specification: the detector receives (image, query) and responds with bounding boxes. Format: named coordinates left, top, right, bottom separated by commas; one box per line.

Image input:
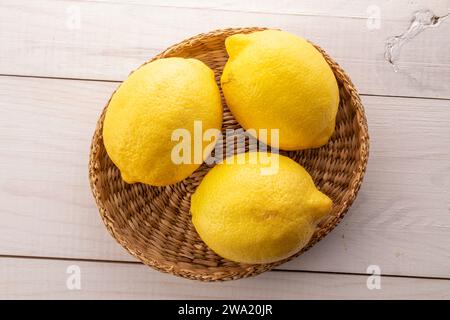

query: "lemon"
left=191, top=152, right=332, bottom=264
left=221, top=30, right=339, bottom=150
left=103, top=57, right=222, bottom=186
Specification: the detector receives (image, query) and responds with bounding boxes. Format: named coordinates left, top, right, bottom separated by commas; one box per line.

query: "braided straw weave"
left=89, top=27, right=369, bottom=281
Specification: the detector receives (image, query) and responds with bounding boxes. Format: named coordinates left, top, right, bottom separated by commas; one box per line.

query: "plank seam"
left=1, top=254, right=449, bottom=281
left=1, top=73, right=449, bottom=101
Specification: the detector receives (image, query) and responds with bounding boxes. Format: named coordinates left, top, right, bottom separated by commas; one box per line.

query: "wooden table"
left=1, top=0, right=450, bottom=299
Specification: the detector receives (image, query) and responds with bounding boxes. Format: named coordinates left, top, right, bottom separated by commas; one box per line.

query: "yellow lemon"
left=221, top=30, right=339, bottom=150
left=103, top=57, right=222, bottom=186
left=191, top=152, right=332, bottom=264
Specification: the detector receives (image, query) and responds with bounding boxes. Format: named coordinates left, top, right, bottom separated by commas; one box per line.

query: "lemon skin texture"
left=190, top=152, right=332, bottom=264
left=221, top=30, right=339, bottom=150
left=103, top=57, right=223, bottom=186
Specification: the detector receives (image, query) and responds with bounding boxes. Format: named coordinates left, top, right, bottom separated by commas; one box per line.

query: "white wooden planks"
left=1, top=0, right=450, bottom=298
left=119, top=0, right=450, bottom=18
left=1, top=75, right=449, bottom=278
left=1, top=257, right=449, bottom=299
left=1, top=0, right=450, bottom=98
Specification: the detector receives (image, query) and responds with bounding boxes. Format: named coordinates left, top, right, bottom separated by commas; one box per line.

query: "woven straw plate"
left=89, top=27, right=369, bottom=281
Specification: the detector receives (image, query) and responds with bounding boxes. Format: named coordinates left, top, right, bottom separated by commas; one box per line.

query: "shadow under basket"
left=89, top=27, right=370, bottom=281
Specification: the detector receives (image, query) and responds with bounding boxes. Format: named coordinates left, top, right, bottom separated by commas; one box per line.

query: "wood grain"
left=1, top=257, right=449, bottom=299
left=111, top=0, right=450, bottom=20
left=1, top=75, right=449, bottom=278
left=1, top=0, right=450, bottom=98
